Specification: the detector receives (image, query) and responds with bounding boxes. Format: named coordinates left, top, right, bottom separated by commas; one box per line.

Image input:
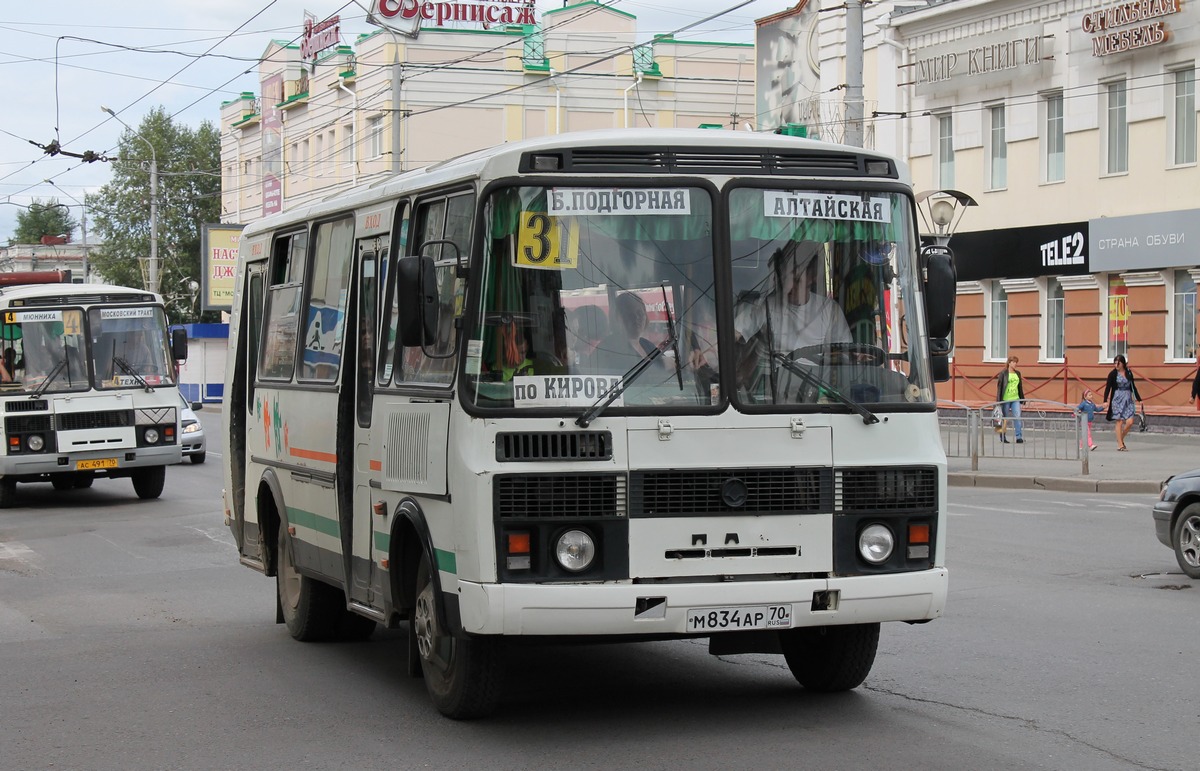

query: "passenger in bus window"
left=592, top=292, right=664, bottom=375
left=0, top=351, right=11, bottom=383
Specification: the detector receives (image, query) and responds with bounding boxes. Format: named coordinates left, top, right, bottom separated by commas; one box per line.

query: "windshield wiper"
left=30, top=357, right=67, bottom=399
left=576, top=342, right=671, bottom=429
left=112, top=355, right=154, bottom=392
left=770, top=352, right=879, bottom=426
left=660, top=285, right=683, bottom=392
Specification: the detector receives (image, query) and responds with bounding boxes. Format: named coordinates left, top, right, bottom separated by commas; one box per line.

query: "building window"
left=1045, top=278, right=1064, bottom=360
left=342, top=123, right=354, bottom=164
left=368, top=116, right=384, bottom=158
left=989, top=280, right=1008, bottom=360
left=1044, top=92, right=1065, bottom=182
left=988, top=105, right=1007, bottom=190
left=1105, top=80, right=1128, bottom=174
left=1172, top=67, right=1197, bottom=166
left=1173, top=270, right=1197, bottom=359
left=1107, top=274, right=1129, bottom=359
left=937, top=114, right=954, bottom=188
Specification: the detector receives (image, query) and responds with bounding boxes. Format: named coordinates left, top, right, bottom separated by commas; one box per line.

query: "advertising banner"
left=201, top=223, right=245, bottom=312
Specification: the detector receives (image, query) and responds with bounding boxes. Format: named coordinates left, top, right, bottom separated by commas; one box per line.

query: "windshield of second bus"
left=465, top=185, right=716, bottom=411
left=0, top=308, right=89, bottom=393
left=88, top=306, right=176, bottom=389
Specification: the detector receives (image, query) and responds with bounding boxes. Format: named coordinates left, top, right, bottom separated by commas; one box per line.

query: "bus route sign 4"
left=686, top=604, right=793, bottom=632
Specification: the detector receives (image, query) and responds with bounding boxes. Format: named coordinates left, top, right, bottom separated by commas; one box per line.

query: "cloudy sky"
left=0, top=0, right=773, bottom=243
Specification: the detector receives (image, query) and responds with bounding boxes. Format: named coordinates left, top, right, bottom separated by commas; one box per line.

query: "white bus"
left=222, top=129, right=957, bottom=719
left=0, top=280, right=189, bottom=507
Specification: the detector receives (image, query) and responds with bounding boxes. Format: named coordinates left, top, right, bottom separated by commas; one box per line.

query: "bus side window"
left=258, top=230, right=308, bottom=381
left=378, top=204, right=409, bottom=387
left=299, top=217, right=354, bottom=382
left=398, top=191, right=472, bottom=386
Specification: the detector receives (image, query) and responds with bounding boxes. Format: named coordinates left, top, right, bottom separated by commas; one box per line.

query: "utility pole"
left=101, top=106, right=159, bottom=294
left=845, top=0, right=865, bottom=147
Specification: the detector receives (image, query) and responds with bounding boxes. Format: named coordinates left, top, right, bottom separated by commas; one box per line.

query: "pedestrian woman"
left=1103, top=354, right=1141, bottom=451
left=1192, top=355, right=1200, bottom=411
left=995, top=355, right=1025, bottom=444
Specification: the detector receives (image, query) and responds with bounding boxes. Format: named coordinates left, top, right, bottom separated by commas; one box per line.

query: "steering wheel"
left=789, top=343, right=886, bottom=367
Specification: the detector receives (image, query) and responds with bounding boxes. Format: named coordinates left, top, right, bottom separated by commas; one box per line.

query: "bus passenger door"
left=229, top=262, right=265, bottom=559
left=346, top=240, right=383, bottom=605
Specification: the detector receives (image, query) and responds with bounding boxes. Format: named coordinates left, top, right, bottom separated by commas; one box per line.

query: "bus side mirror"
left=929, top=337, right=951, bottom=382
left=171, top=328, right=188, bottom=361
left=397, top=255, right=438, bottom=347
left=922, top=245, right=956, bottom=340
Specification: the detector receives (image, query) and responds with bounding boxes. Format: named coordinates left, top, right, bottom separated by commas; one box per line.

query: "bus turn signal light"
left=507, top=531, right=531, bottom=571
left=907, top=523, right=930, bottom=560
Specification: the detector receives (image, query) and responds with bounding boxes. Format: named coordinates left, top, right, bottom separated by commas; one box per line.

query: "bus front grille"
left=630, top=467, right=832, bottom=517
left=836, top=467, right=937, bottom=512
left=495, top=473, right=625, bottom=519
left=6, top=414, right=52, bottom=433
left=6, top=400, right=47, bottom=412
left=496, top=431, right=612, bottom=462
left=57, top=410, right=134, bottom=431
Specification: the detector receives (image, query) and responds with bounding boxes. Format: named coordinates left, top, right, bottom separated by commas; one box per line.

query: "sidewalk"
left=946, top=427, right=1196, bottom=494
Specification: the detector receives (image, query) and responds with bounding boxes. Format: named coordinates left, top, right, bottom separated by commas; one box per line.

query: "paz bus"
left=221, top=128, right=957, bottom=718
left=0, top=276, right=188, bottom=507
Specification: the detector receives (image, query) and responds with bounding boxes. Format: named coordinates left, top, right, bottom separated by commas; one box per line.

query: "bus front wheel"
left=131, top=466, right=166, bottom=499
left=276, top=526, right=342, bottom=641
left=413, top=554, right=502, bottom=719
left=780, top=623, right=879, bottom=692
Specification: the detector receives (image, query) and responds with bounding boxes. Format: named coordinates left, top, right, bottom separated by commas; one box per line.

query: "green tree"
left=89, top=107, right=221, bottom=323
left=10, top=199, right=78, bottom=245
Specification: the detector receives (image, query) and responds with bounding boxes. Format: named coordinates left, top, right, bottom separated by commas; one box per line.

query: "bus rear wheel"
left=131, top=466, right=166, bottom=499
left=413, top=553, right=502, bottom=719
left=780, top=623, right=880, bottom=692
left=276, top=526, right=343, bottom=641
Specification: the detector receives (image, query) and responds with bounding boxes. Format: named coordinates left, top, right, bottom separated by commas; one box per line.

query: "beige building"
left=815, top=0, right=1199, bottom=405
left=219, top=2, right=754, bottom=225
left=0, top=243, right=96, bottom=283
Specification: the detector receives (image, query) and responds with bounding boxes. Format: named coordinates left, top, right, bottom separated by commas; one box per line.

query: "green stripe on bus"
left=435, top=548, right=457, bottom=574
left=286, top=507, right=340, bottom=538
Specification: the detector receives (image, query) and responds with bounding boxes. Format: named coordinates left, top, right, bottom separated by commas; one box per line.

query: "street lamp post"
left=100, top=106, right=158, bottom=295
left=45, top=181, right=89, bottom=282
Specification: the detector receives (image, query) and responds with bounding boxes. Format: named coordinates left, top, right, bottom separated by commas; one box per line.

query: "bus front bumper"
left=0, top=444, right=182, bottom=479
left=454, top=568, right=948, bottom=637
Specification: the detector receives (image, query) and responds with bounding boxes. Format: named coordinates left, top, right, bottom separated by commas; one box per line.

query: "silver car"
left=179, top=393, right=206, bottom=464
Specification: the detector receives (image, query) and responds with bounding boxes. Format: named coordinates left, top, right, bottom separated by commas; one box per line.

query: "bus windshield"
left=727, top=186, right=932, bottom=408
left=88, top=306, right=176, bottom=389
left=465, top=184, right=716, bottom=411
left=1, top=308, right=90, bottom=393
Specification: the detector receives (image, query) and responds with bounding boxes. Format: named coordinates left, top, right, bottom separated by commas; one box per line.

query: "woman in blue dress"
left=1102, top=354, right=1141, bottom=451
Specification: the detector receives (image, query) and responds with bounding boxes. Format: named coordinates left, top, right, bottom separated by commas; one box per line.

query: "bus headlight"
left=143, top=428, right=160, bottom=444
left=858, top=524, right=894, bottom=564
left=554, top=529, right=596, bottom=573
left=27, top=434, right=45, bottom=452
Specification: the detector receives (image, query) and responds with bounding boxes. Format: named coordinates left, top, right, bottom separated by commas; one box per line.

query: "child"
left=1076, top=389, right=1099, bottom=451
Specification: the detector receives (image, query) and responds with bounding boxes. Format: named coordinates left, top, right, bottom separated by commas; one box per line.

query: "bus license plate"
left=686, top=605, right=792, bottom=632
left=76, top=458, right=118, bottom=470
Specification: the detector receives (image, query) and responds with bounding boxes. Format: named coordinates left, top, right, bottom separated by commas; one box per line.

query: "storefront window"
left=989, top=280, right=1007, bottom=360
left=1046, top=278, right=1064, bottom=360
left=1107, top=274, right=1129, bottom=359
left=1173, top=270, right=1197, bottom=360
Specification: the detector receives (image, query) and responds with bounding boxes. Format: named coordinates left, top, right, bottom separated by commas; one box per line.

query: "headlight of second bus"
left=27, top=434, right=45, bottom=452
left=143, top=428, right=160, bottom=445
left=858, top=523, right=895, bottom=564
left=554, top=529, right=596, bottom=572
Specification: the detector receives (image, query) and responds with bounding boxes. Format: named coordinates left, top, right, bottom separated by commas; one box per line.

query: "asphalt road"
left=1, top=410, right=1193, bottom=770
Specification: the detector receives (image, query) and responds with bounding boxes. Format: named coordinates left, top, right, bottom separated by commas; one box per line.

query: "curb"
left=948, top=472, right=1161, bottom=495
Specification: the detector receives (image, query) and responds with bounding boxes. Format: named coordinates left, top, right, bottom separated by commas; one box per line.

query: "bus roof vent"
left=522, top=147, right=891, bottom=177
left=496, top=431, right=613, bottom=462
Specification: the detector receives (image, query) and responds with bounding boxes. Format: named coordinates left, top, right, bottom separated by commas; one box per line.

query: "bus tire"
left=51, top=476, right=75, bottom=491
left=0, top=479, right=16, bottom=508
left=780, top=623, right=879, bottom=692
left=131, top=466, right=166, bottom=499
left=276, top=526, right=342, bottom=642
left=413, top=553, right=502, bottom=719
left=74, top=474, right=94, bottom=489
